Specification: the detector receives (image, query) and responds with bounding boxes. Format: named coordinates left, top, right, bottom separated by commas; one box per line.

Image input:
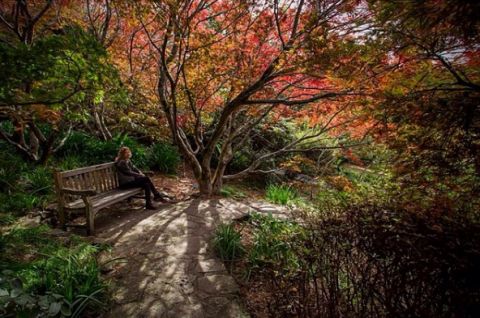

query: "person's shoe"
left=153, top=195, right=165, bottom=202
left=145, top=203, right=158, bottom=210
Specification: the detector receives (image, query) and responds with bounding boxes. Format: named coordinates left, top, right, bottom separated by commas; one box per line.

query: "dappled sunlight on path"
left=94, top=198, right=288, bottom=318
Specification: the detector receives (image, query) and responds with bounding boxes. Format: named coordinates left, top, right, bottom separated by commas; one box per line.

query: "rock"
left=195, top=259, right=226, bottom=273
left=197, top=275, right=239, bottom=295
left=294, top=173, right=317, bottom=185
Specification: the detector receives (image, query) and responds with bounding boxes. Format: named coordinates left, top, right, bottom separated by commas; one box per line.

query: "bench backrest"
left=54, top=162, right=119, bottom=203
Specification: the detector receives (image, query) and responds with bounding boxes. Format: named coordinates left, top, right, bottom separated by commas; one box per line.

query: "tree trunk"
left=198, top=176, right=213, bottom=196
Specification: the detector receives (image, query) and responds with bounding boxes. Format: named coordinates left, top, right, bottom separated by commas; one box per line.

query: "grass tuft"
left=265, top=184, right=297, bottom=205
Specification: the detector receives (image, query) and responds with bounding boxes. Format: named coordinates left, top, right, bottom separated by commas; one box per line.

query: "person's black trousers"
left=119, top=176, right=159, bottom=206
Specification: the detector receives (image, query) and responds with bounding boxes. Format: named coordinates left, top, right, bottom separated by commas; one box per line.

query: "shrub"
left=248, top=213, right=303, bottom=272
left=265, top=184, right=297, bottom=205
left=58, top=132, right=149, bottom=168
left=0, top=234, right=5, bottom=253
left=57, top=156, right=87, bottom=171
left=147, top=143, right=180, bottom=174
left=213, top=224, right=245, bottom=261
left=0, top=192, right=43, bottom=214
left=229, top=150, right=252, bottom=173
left=21, top=166, right=53, bottom=196
left=42, top=244, right=105, bottom=306
left=0, top=143, right=27, bottom=193
left=248, top=206, right=480, bottom=317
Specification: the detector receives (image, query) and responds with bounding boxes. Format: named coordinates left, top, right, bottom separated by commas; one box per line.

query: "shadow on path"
left=95, top=198, right=252, bottom=318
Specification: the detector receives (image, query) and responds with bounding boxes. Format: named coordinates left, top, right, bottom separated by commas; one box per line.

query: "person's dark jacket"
left=115, top=159, right=143, bottom=185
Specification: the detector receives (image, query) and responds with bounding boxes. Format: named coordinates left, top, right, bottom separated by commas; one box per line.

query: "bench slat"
left=60, top=162, right=115, bottom=178
left=64, top=188, right=143, bottom=210
left=101, top=169, right=108, bottom=191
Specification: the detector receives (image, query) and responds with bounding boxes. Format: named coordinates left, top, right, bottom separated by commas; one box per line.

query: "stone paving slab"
left=97, top=198, right=287, bottom=318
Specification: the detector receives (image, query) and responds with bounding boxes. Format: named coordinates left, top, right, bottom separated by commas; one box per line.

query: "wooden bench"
left=53, top=162, right=143, bottom=235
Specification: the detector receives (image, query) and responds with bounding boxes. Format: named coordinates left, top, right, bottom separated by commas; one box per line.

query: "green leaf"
left=0, top=288, right=9, bottom=297
left=10, top=288, right=22, bottom=298
left=61, top=304, right=72, bottom=316
left=49, top=302, right=62, bottom=316
left=15, top=294, right=35, bottom=306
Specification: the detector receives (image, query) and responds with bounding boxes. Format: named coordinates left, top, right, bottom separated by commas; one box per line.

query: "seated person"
left=115, top=146, right=162, bottom=209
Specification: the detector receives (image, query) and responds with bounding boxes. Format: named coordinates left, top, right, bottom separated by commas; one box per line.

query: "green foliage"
left=0, top=143, right=54, bottom=214
left=229, top=151, right=251, bottom=172
left=0, top=214, right=16, bottom=226
left=0, top=235, right=5, bottom=253
left=265, top=184, right=297, bottom=205
left=147, top=143, right=180, bottom=174
left=0, top=270, right=73, bottom=318
left=0, top=144, right=27, bottom=193
left=248, top=213, right=303, bottom=272
left=56, top=156, right=87, bottom=171
left=58, top=132, right=149, bottom=168
left=0, top=26, right=124, bottom=109
left=316, top=188, right=351, bottom=209
left=42, top=245, right=105, bottom=305
left=0, top=192, right=46, bottom=214
left=0, top=226, right=108, bottom=317
left=213, top=224, right=245, bottom=261
left=21, top=166, right=53, bottom=196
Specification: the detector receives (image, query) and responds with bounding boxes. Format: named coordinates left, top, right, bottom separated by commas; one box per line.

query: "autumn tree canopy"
left=0, top=0, right=478, bottom=196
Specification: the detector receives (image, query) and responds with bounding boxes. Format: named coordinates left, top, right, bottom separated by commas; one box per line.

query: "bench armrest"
left=61, top=187, right=97, bottom=196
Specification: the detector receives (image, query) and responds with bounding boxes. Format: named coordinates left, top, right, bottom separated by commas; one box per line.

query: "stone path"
left=94, top=198, right=289, bottom=318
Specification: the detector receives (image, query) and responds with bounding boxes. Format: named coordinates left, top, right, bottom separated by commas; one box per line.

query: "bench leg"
left=58, top=206, right=66, bottom=231
left=84, top=200, right=95, bottom=236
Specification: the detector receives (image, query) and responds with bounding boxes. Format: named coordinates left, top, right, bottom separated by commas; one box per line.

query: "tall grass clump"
left=213, top=224, right=245, bottom=261
left=265, top=184, right=297, bottom=205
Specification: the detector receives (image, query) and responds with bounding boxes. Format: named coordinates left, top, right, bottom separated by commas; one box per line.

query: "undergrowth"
left=218, top=206, right=480, bottom=318
left=0, top=225, right=110, bottom=317
left=265, top=184, right=297, bottom=205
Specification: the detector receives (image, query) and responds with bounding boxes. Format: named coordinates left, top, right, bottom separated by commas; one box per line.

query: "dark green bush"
left=56, top=156, right=87, bottom=171
left=0, top=143, right=27, bottom=193
left=0, top=234, right=5, bottom=253
left=58, top=131, right=149, bottom=168
left=229, top=150, right=252, bottom=173
left=0, top=192, right=45, bottom=214
left=147, top=143, right=180, bottom=174
left=21, top=166, right=53, bottom=196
